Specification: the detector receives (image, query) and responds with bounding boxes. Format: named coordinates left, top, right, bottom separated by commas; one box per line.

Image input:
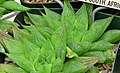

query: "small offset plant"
left=0, top=1, right=119, bottom=73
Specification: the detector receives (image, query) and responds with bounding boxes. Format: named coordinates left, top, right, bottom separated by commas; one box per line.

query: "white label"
left=78, top=0, right=120, bottom=10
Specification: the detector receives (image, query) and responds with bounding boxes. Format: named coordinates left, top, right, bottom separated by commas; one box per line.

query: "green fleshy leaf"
left=0, top=7, right=6, bottom=17
left=27, top=12, right=48, bottom=27
left=0, top=44, right=5, bottom=53
left=3, top=38, right=24, bottom=54
left=4, top=38, right=41, bottom=72
left=40, top=40, right=55, bottom=64
left=82, top=16, right=113, bottom=42
left=0, top=20, right=19, bottom=32
left=99, top=30, right=120, bottom=43
left=66, top=47, right=78, bottom=58
left=83, top=51, right=106, bottom=63
left=61, top=1, right=75, bottom=29
left=86, top=66, right=99, bottom=73
left=12, top=25, right=32, bottom=40
left=75, top=3, right=88, bottom=32
left=44, top=6, right=61, bottom=21
left=7, top=54, right=35, bottom=72
left=51, top=25, right=67, bottom=62
left=71, top=42, right=91, bottom=55
left=0, top=64, right=27, bottom=73
left=85, top=3, right=93, bottom=26
left=35, top=63, right=52, bottom=73
left=51, top=31, right=67, bottom=62
left=24, top=16, right=32, bottom=25
left=51, top=24, right=68, bottom=44
left=78, top=57, right=99, bottom=69
left=36, top=27, right=53, bottom=39
left=0, top=31, right=12, bottom=53
left=71, top=30, right=83, bottom=43
left=1, top=1, right=30, bottom=11
left=62, top=58, right=87, bottom=73
left=52, top=58, right=63, bottom=73
left=89, top=40, right=114, bottom=51
left=42, top=12, right=61, bottom=30
left=67, top=30, right=83, bottom=49
left=64, top=0, right=74, bottom=13
left=103, top=49, right=115, bottom=63
left=29, top=26, right=46, bottom=47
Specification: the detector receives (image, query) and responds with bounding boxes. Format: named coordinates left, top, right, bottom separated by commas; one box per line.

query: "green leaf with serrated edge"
left=24, top=16, right=32, bottom=25
left=52, top=39, right=66, bottom=62
left=51, top=24, right=68, bottom=44
left=37, top=27, right=53, bottom=35
left=52, top=58, right=63, bottom=73
left=99, top=30, right=120, bottom=43
left=64, top=0, right=75, bottom=13
left=35, top=63, right=52, bottom=73
left=29, top=26, right=46, bottom=47
left=44, top=6, right=61, bottom=21
left=40, top=40, right=55, bottom=64
left=62, top=58, right=87, bottom=73
left=61, top=1, right=75, bottom=29
left=42, top=12, right=61, bottom=30
left=51, top=29, right=67, bottom=62
left=86, top=66, right=99, bottom=73
left=103, top=49, right=115, bottom=63
left=22, top=25, right=32, bottom=31
left=71, top=30, right=83, bottom=43
left=12, top=25, right=32, bottom=40
left=85, top=3, right=93, bottom=26
left=4, top=37, right=42, bottom=72
left=0, top=1, right=30, bottom=11
left=71, top=42, right=91, bottom=56
left=75, top=3, right=88, bottom=32
left=0, top=44, right=5, bottom=53
left=13, top=25, right=46, bottom=47
left=73, top=19, right=85, bottom=32
left=21, top=38, right=41, bottom=63
left=27, top=12, right=48, bottom=27
left=83, top=51, right=106, bottom=63
left=3, top=38, right=23, bottom=54
left=0, top=7, right=6, bottom=17
left=78, top=57, right=99, bottom=69
left=67, top=30, right=83, bottom=49
left=0, top=31, right=12, bottom=52
left=0, top=64, right=27, bottom=73
left=81, top=16, right=113, bottom=42
left=36, top=27, right=53, bottom=39
left=7, top=54, right=35, bottom=72
left=37, top=28, right=51, bottom=39
left=89, top=40, right=114, bottom=51
left=0, top=20, right=19, bottom=32
left=66, top=47, right=78, bottom=58
left=66, top=33, right=74, bottom=52
left=5, top=38, right=41, bottom=63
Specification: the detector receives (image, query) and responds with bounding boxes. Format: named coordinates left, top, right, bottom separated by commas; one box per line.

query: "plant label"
left=78, top=0, right=120, bottom=10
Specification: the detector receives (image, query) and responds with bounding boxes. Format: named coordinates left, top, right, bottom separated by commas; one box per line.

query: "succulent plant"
left=0, top=1, right=119, bottom=73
